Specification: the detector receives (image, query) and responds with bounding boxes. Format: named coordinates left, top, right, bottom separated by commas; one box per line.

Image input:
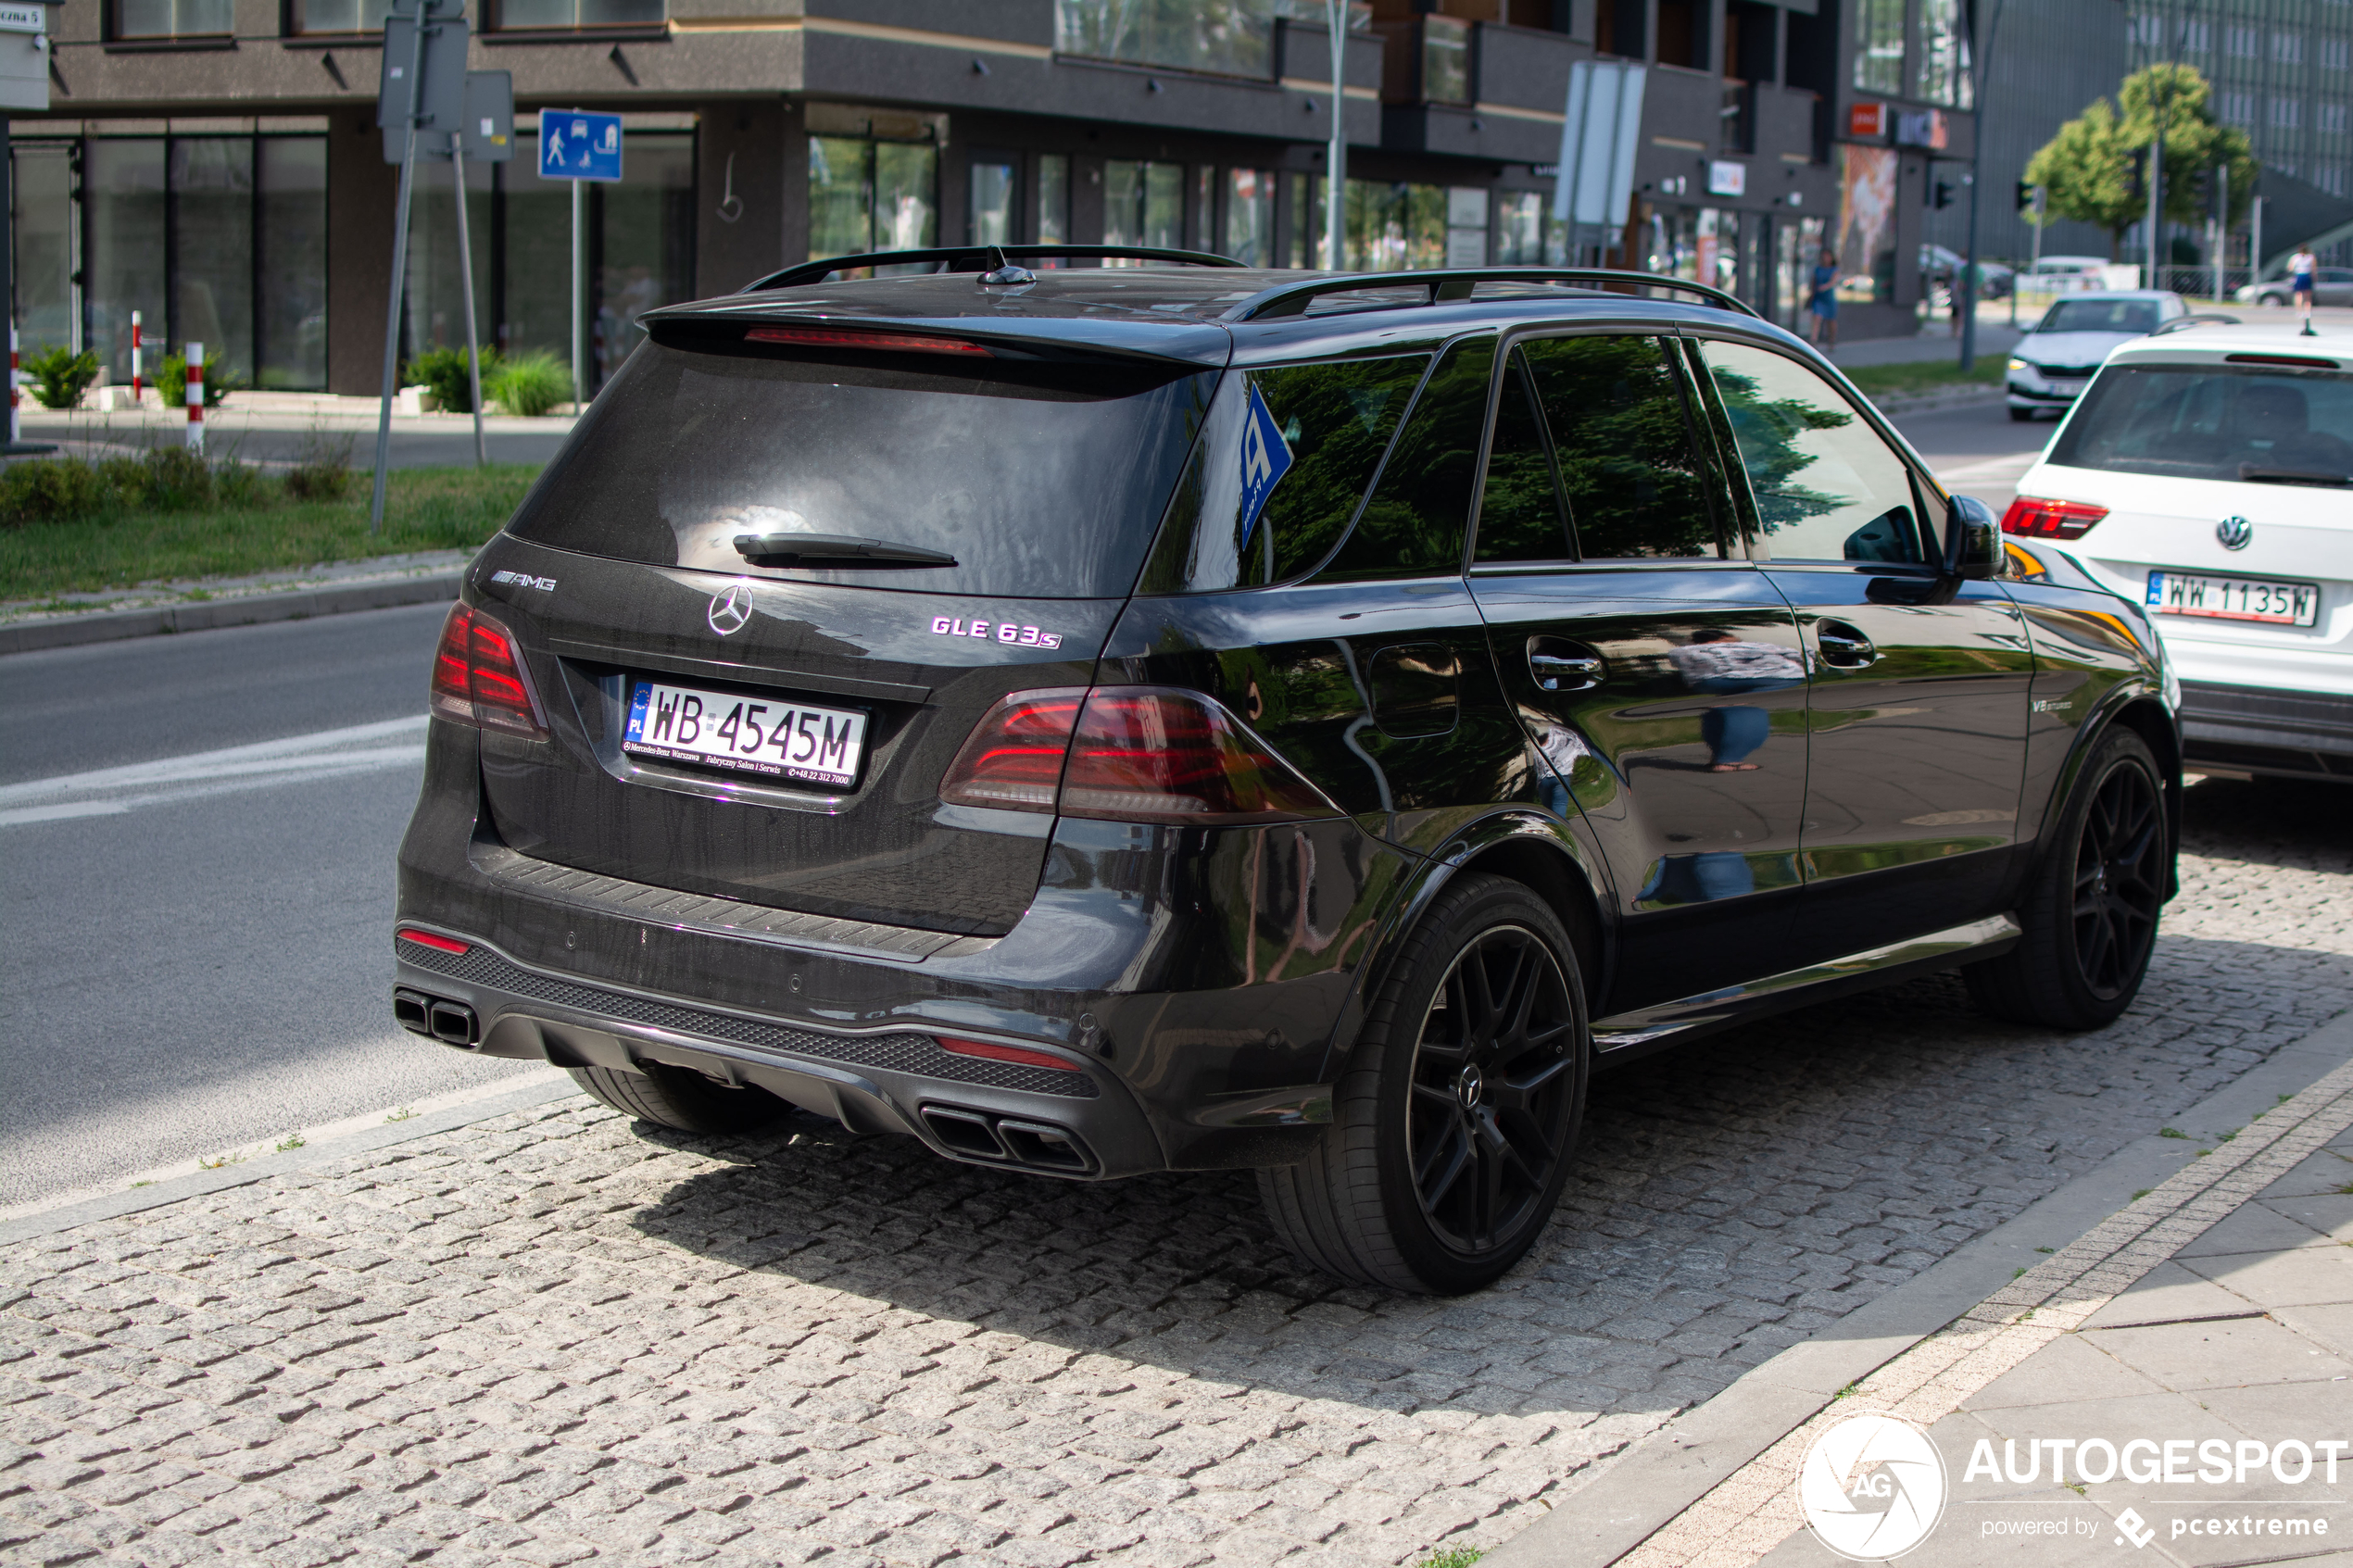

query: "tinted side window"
left=1139, top=354, right=1431, bottom=593
left=2047, top=365, right=2353, bottom=482
left=1520, top=334, right=1723, bottom=559
left=1698, top=340, right=1926, bottom=564
left=1320, top=335, right=1496, bottom=581
left=1474, top=348, right=1572, bottom=563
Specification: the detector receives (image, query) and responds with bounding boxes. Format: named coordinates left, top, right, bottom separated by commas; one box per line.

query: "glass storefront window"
left=1038, top=155, right=1070, bottom=243
left=292, top=0, right=395, bottom=31
left=1104, top=160, right=1184, bottom=253
left=85, top=141, right=166, bottom=383
left=258, top=140, right=328, bottom=389
left=1344, top=180, right=1444, bottom=270
left=970, top=159, right=1016, bottom=245
left=1054, top=0, right=1276, bottom=79
left=808, top=135, right=937, bottom=263
left=1226, top=169, right=1274, bottom=267
left=399, top=151, right=493, bottom=378
left=172, top=139, right=256, bottom=385
left=1852, top=0, right=1904, bottom=93
left=496, top=0, right=664, bottom=27
left=1288, top=171, right=1314, bottom=268
left=1492, top=190, right=1544, bottom=266
left=113, top=0, right=232, bottom=37
left=12, top=145, right=76, bottom=358
left=596, top=132, right=694, bottom=381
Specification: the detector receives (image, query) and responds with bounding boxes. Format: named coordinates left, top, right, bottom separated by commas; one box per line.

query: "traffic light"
left=1934, top=179, right=1956, bottom=209
left=2016, top=181, right=2032, bottom=212
left=2126, top=147, right=2147, bottom=202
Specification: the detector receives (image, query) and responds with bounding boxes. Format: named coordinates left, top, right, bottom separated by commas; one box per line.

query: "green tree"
left=2023, top=64, right=2257, bottom=257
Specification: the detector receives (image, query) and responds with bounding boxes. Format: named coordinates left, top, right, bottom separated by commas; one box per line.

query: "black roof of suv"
left=396, top=256, right=2179, bottom=1294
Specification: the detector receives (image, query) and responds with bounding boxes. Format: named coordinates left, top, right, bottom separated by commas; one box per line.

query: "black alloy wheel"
left=1967, top=728, right=2171, bottom=1029
left=1257, top=873, right=1591, bottom=1294
left=2070, top=757, right=2165, bottom=998
left=1405, top=926, right=1581, bottom=1256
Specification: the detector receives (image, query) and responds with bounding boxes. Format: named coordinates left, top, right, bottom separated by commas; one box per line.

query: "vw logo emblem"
left=2217, top=515, right=2254, bottom=551
left=707, top=583, right=753, bottom=636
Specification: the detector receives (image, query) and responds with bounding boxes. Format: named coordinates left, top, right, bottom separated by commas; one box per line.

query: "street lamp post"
left=1958, top=0, right=2011, bottom=371
left=1326, top=0, right=1348, bottom=270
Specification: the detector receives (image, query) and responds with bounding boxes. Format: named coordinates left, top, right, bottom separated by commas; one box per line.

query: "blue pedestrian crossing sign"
left=1237, top=382, right=1295, bottom=548
left=540, top=109, right=622, bottom=182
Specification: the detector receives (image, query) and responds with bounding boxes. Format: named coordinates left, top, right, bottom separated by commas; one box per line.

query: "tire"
left=2007, top=407, right=2036, bottom=422
left=1967, top=728, right=2169, bottom=1029
left=1259, top=873, right=1590, bottom=1294
left=568, top=1061, right=791, bottom=1135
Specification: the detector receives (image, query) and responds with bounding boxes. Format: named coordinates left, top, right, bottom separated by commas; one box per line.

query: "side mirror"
left=1945, top=495, right=2001, bottom=580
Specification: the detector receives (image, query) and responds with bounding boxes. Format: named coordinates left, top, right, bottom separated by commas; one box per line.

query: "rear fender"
left=1312, top=809, right=1615, bottom=1085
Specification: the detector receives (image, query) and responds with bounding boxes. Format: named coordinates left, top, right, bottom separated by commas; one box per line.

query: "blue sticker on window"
left=1238, top=382, right=1296, bottom=550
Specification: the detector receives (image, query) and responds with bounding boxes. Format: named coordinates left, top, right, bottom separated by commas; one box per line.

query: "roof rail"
left=1227, top=268, right=1766, bottom=321
left=2150, top=311, right=2243, bottom=335
left=745, top=245, right=1243, bottom=293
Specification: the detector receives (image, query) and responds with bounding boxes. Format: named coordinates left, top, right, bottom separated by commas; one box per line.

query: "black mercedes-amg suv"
left=396, top=248, right=2181, bottom=1294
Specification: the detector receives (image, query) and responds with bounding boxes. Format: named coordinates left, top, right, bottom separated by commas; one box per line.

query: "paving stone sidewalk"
left=1, top=777, right=2349, bottom=1568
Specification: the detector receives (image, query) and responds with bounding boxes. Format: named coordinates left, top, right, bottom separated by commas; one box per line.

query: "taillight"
left=940, top=686, right=1335, bottom=825
left=938, top=1035, right=1074, bottom=1072
left=396, top=927, right=471, bottom=955
left=2001, top=496, right=2109, bottom=539
left=938, top=689, right=1086, bottom=810
left=429, top=604, right=547, bottom=738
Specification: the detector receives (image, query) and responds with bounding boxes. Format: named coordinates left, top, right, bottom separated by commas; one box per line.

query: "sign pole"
left=1323, top=2, right=1345, bottom=270
left=571, top=168, right=585, bottom=410
left=451, top=138, right=486, bottom=465
left=370, top=4, right=434, bottom=535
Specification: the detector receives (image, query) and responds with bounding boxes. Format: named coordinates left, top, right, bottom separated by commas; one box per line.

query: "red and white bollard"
left=131, top=311, right=143, bottom=403
left=184, top=341, right=204, bottom=455
left=9, top=326, right=19, bottom=447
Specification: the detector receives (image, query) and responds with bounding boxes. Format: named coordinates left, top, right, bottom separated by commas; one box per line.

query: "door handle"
left=1816, top=620, right=1878, bottom=669
left=1528, top=637, right=1604, bottom=693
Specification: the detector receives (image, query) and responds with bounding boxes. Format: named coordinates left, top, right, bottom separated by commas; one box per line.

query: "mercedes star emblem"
left=707, top=583, right=753, bottom=636
left=2217, top=515, right=2254, bottom=551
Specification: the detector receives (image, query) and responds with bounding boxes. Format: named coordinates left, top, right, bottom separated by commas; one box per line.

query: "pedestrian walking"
left=1806, top=247, right=1840, bottom=350
left=2290, top=245, right=2319, bottom=334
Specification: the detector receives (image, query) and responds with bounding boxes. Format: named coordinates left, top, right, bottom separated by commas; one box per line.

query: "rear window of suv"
left=505, top=334, right=1219, bottom=599
left=2050, top=363, right=2353, bottom=484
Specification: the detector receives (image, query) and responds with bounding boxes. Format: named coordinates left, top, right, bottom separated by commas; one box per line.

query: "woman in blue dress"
left=1806, top=247, right=1839, bottom=349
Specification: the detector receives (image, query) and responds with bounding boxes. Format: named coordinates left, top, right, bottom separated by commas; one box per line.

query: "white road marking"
left=1, top=715, right=432, bottom=827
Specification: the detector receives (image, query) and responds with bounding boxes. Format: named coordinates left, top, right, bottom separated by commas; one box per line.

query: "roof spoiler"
left=1224, top=268, right=1766, bottom=321
left=744, top=245, right=1243, bottom=293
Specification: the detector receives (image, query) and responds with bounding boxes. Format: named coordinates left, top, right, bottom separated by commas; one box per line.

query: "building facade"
left=15, top=0, right=1983, bottom=396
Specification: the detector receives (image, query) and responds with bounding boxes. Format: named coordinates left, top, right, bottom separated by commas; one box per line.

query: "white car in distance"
left=2003, top=320, right=2353, bottom=783
left=2007, top=291, right=2187, bottom=421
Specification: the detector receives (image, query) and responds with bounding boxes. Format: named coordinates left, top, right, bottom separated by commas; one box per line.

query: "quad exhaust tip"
left=920, top=1105, right=1094, bottom=1173
left=394, top=987, right=480, bottom=1048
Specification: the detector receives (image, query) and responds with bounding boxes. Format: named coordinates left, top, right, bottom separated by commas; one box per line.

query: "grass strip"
left=1841, top=356, right=2007, bottom=400
left=1, top=462, right=537, bottom=605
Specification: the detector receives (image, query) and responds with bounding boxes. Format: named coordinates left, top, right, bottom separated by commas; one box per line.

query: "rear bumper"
left=394, top=932, right=1165, bottom=1178
left=2179, top=680, right=2353, bottom=781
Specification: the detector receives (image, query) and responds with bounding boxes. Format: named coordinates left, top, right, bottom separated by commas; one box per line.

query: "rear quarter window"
left=505, top=335, right=1218, bottom=600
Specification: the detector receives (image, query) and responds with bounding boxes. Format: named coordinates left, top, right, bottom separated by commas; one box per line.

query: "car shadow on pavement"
left=613, top=924, right=2353, bottom=1440
left=2181, top=774, right=2353, bottom=870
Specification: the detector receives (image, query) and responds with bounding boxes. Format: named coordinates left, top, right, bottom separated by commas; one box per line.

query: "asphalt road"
left=0, top=401, right=2055, bottom=1211
left=0, top=601, right=546, bottom=1210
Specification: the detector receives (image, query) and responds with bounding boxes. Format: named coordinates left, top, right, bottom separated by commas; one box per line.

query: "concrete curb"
left=1872, top=387, right=2008, bottom=419
left=0, top=571, right=463, bottom=657
left=1483, top=1009, right=2353, bottom=1568
left=0, top=1075, right=584, bottom=1247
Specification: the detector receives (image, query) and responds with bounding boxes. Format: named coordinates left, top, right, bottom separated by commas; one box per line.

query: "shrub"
left=212, top=458, right=272, bottom=508
left=285, top=427, right=357, bottom=501
left=0, top=458, right=106, bottom=526
left=485, top=351, right=571, bottom=418
left=22, top=346, right=101, bottom=410
left=134, top=446, right=215, bottom=510
left=157, top=351, right=234, bottom=409
left=405, top=345, right=499, bottom=414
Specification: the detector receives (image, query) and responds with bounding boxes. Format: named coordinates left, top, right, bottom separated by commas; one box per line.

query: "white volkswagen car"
left=2004, top=321, right=2353, bottom=782
left=2007, top=291, right=2186, bottom=420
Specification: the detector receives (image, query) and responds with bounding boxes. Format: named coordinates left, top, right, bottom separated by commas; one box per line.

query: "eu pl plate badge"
left=1238, top=383, right=1295, bottom=549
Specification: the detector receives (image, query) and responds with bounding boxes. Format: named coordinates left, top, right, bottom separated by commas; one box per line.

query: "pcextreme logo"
left=1798, top=1414, right=1949, bottom=1561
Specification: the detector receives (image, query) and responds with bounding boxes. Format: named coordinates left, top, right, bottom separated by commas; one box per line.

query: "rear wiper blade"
left=2238, top=464, right=2350, bottom=488
left=733, top=532, right=957, bottom=567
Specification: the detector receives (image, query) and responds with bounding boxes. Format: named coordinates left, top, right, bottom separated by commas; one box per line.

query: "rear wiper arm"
left=733, top=532, right=957, bottom=567
left=2238, top=464, right=2350, bottom=488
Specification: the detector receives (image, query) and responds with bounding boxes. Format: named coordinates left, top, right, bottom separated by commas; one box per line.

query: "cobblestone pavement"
left=4, top=778, right=2350, bottom=1568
